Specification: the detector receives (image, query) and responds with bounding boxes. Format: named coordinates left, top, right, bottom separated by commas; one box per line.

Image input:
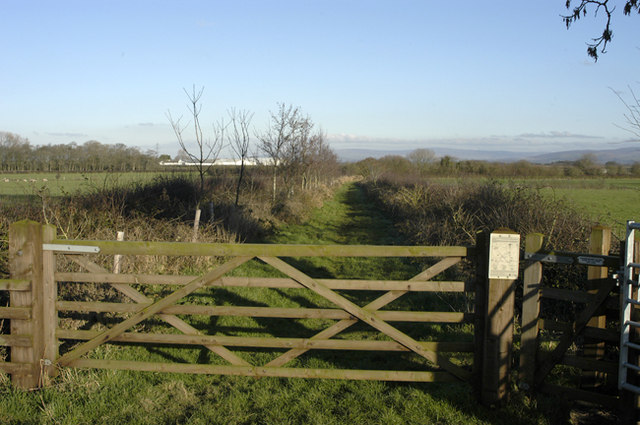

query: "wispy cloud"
left=47, top=132, right=88, bottom=138
left=517, top=131, right=603, bottom=139
left=327, top=131, right=614, bottom=153
left=196, top=19, right=215, bottom=28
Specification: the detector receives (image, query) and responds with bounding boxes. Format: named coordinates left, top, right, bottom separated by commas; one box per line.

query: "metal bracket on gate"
left=524, top=253, right=574, bottom=264
left=42, top=244, right=101, bottom=254
left=525, top=252, right=618, bottom=267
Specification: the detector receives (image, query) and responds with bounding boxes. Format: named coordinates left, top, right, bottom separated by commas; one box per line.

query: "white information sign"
left=488, top=233, right=520, bottom=279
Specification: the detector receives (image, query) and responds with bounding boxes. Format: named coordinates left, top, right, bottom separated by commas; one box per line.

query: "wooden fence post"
left=113, top=231, right=124, bottom=274
left=519, top=233, right=544, bottom=390
left=582, top=225, right=611, bottom=389
left=477, top=229, right=520, bottom=406
left=9, top=220, right=41, bottom=389
left=40, top=224, right=58, bottom=383
left=473, top=231, right=488, bottom=397
left=192, top=209, right=201, bottom=242
left=8, top=221, right=57, bottom=389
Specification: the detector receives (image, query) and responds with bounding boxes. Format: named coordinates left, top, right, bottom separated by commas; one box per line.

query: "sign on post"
left=488, top=233, right=520, bottom=280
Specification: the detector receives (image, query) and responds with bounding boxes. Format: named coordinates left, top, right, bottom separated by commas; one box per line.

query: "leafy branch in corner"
left=563, top=0, right=639, bottom=61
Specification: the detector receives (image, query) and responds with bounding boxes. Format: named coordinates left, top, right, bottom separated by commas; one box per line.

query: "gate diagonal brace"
left=259, top=256, right=471, bottom=381
left=56, top=256, right=253, bottom=367
left=266, top=256, right=462, bottom=368
left=534, top=277, right=617, bottom=387
left=67, top=255, right=249, bottom=366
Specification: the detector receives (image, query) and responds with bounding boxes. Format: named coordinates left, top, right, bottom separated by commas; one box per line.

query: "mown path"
left=270, top=181, right=405, bottom=246
left=264, top=181, right=419, bottom=281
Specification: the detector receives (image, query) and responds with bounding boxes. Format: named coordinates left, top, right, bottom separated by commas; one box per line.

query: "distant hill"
left=335, top=148, right=523, bottom=162
left=526, top=146, right=640, bottom=164
left=335, top=145, right=640, bottom=164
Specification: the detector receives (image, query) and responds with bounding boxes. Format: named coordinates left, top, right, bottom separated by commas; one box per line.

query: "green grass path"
left=271, top=182, right=406, bottom=245
left=262, top=182, right=418, bottom=282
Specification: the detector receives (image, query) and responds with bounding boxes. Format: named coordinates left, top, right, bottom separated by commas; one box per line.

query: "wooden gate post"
left=519, top=233, right=544, bottom=390
left=476, top=229, right=520, bottom=406
left=41, top=223, right=58, bottom=382
left=581, top=225, right=611, bottom=389
left=8, top=220, right=57, bottom=389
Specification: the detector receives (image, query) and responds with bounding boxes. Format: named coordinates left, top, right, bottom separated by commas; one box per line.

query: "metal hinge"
left=42, top=244, right=100, bottom=254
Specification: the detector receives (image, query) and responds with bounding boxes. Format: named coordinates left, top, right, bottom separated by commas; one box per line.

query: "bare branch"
left=563, top=0, right=614, bottom=61
left=228, top=108, right=254, bottom=206
left=166, top=85, right=225, bottom=206
left=612, top=85, right=640, bottom=139
left=564, top=0, right=639, bottom=61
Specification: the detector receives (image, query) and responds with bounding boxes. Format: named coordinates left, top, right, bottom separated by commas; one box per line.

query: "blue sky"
left=1, top=0, right=639, bottom=157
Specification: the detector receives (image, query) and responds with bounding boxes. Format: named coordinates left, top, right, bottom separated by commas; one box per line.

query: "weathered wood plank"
left=0, top=362, right=32, bottom=375
left=259, top=256, right=471, bottom=381
left=0, top=279, right=31, bottom=291
left=9, top=220, right=41, bottom=389
left=56, top=301, right=473, bottom=323
left=68, top=256, right=250, bottom=367
left=0, top=306, right=31, bottom=320
left=55, top=256, right=252, bottom=367
left=39, top=224, right=58, bottom=380
left=562, top=354, right=618, bottom=375
left=519, top=233, right=543, bottom=390
left=0, top=335, right=32, bottom=347
left=534, top=278, right=617, bottom=386
left=539, top=287, right=592, bottom=303
left=55, top=273, right=471, bottom=292
left=57, top=329, right=475, bottom=352
left=583, top=226, right=611, bottom=389
left=265, top=257, right=463, bottom=368
left=541, top=383, right=618, bottom=409
left=478, top=230, right=519, bottom=406
left=68, top=358, right=459, bottom=382
left=538, top=290, right=618, bottom=310
left=539, top=319, right=618, bottom=342
left=412, top=257, right=463, bottom=280
left=51, top=239, right=470, bottom=258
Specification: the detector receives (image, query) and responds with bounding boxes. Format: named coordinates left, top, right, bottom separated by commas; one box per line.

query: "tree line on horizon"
left=0, top=132, right=163, bottom=173
left=4, top=130, right=640, bottom=180
left=349, top=148, right=640, bottom=179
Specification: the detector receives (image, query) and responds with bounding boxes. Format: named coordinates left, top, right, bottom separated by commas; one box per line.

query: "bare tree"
left=166, top=85, right=225, bottom=207
left=258, top=103, right=301, bottom=202
left=227, top=108, right=254, bottom=206
left=281, top=113, right=313, bottom=192
left=407, top=148, right=436, bottom=167
left=283, top=124, right=337, bottom=191
left=612, top=85, right=640, bottom=139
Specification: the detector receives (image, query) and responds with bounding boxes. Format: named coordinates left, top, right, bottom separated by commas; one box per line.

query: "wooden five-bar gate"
left=4, top=219, right=638, bottom=416
left=0, top=220, right=520, bottom=406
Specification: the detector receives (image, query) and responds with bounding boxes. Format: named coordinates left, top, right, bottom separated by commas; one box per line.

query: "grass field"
left=512, top=178, right=640, bottom=238
left=425, top=176, right=640, bottom=239
left=2, top=172, right=638, bottom=237
left=0, top=171, right=183, bottom=198
left=0, top=182, right=581, bottom=425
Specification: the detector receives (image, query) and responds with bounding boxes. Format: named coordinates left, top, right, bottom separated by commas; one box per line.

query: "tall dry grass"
left=0, top=171, right=342, bottom=338
left=361, top=176, right=597, bottom=320
left=362, top=176, right=591, bottom=251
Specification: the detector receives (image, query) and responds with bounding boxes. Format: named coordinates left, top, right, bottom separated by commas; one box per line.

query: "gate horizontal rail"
left=54, top=273, right=472, bottom=291
left=2, top=221, right=519, bottom=407
left=49, top=238, right=470, bottom=257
